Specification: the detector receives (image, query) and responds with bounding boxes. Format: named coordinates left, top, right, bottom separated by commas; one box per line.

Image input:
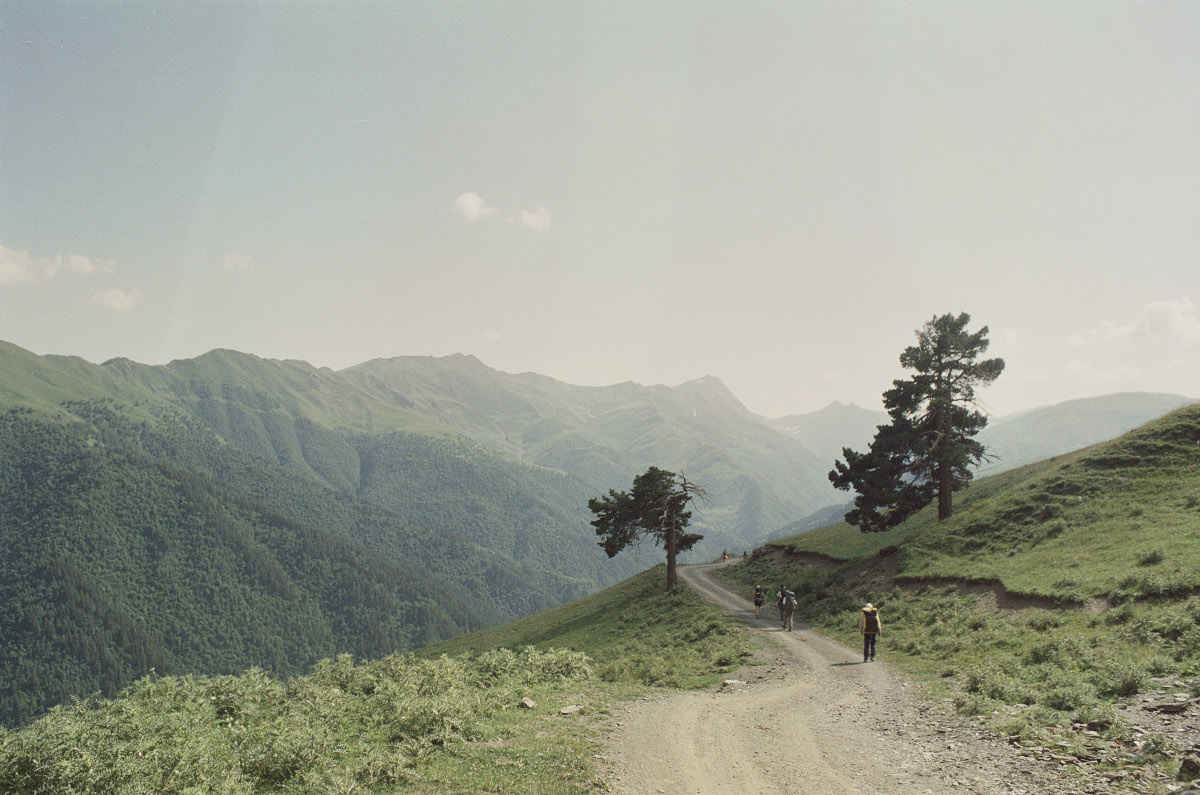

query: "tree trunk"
left=665, top=520, right=677, bottom=589
left=937, top=461, right=953, bottom=520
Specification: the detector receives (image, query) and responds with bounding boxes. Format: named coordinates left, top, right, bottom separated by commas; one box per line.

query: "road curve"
left=600, top=562, right=1099, bottom=795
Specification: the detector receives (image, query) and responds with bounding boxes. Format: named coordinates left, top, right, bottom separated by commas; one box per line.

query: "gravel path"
left=600, top=562, right=1111, bottom=795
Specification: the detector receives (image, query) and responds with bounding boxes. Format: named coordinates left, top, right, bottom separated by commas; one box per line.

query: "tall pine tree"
left=830, top=312, right=1005, bottom=532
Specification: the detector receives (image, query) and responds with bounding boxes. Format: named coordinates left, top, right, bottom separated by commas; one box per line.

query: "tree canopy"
left=588, top=467, right=705, bottom=589
left=829, top=312, right=1005, bottom=532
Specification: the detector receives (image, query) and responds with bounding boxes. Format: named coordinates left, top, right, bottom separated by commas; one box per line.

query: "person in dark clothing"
left=861, top=603, right=881, bottom=662
left=753, top=584, right=766, bottom=618
left=780, top=589, right=797, bottom=631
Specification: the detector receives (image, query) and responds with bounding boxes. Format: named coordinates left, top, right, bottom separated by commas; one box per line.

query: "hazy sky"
left=3, top=2, right=1199, bottom=418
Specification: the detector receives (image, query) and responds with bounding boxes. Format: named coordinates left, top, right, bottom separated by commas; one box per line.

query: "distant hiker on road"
left=861, top=603, right=881, bottom=662
left=780, top=589, right=797, bottom=631
left=722, top=548, right=729, bottom=561
left=753, top=584, right=765, bottom=618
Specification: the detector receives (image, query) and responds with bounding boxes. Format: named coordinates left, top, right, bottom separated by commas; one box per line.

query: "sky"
left=2, top=2, right=1199, bottom=418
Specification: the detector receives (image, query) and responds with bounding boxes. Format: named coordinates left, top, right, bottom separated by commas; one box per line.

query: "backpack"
left=782, top=591, right=796, bottom=610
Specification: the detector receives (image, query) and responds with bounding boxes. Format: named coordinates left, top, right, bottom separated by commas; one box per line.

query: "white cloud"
left=516, top=205, right=553, bottom=231
left=222, top=252, right=253, bottom=273
left=0, top=244, right=115, bottom=285
left=455, top=191, right=497, bottom=221
left=90, top=287, right=143, bottom=312
left=453, top=192, right=554, bottom=232
left=483, top=331, right=501, bottom=341
left=0, top=245, right=51, bottom=284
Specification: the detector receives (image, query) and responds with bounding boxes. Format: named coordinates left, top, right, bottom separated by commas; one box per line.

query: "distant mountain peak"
left=675, top=374, right=731, bottom=392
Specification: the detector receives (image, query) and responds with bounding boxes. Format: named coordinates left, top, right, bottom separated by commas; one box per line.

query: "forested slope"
left=0, top=406, right=498, bottom=727
left=341, top=354, right=839, bottom=554
left=0, top=344, right=653, bottom=727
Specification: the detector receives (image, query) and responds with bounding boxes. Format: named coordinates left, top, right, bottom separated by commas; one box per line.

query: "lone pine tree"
left=830, top=312, right=1005, bottom=532
left=588, top=467, right=706, bottom=589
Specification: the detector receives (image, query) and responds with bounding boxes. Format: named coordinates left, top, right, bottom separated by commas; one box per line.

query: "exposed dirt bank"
left=761, top=544, right=1082, bottom=612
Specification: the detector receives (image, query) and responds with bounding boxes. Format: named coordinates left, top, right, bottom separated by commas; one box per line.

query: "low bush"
left=1092, top=661, right=1148, bottom=697
left=0, top=648, right=594, bottom=794
left=1137, top=547, right=1165, bottom=566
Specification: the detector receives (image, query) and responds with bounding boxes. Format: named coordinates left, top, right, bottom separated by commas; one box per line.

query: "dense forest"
left=0, top=400, right=631, bottom=727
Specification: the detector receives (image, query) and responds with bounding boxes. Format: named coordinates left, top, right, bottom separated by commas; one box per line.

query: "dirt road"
left=601, top=562, right=1106, bottom=795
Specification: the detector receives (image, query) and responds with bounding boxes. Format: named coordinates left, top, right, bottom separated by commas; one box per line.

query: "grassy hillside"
left=772, top=403, right=1200, bottom=600
left=975, top=391, right=1197, bottom=475
left=423, top=565, right=755, bottom=690
left=722, top=402, right=1200, bottom=781
left=0, top=566, right=752, bottom=794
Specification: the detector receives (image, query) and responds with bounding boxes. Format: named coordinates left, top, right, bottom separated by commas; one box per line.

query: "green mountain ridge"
left=341, top=353, right=838, bottom=554
left=0, top=405, right=500, bottom=726
left=0, top=340, right=825, bottom=727
left=6, top=338, right=1194, bottom=734
left=0, top=345, right=646, bottom=727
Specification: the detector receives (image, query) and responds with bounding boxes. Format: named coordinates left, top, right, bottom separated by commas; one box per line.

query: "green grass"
left=423, top=565, right=756, bottom=690
left=771, top=404, right=1200, bottom=601
left=771, top=451, right=1083, bottom=563
left=0, top=565, right=753, bottom=794
left=720, top=403, right=1200, bottom=782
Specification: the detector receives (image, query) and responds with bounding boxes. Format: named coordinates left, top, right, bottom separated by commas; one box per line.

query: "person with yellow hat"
left=861, top=603, right=881, bottom=662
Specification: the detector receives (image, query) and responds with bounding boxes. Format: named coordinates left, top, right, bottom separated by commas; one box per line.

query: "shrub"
left=1105, top=602, right=1136, bottom=625
left=1135, top=732, right=1181, bottom=764
left=1041, top=683, right=1096, bottom=712
left=1072, top=702, right=1125, bottom=734
left=0, top=647, right=599, bottom=794
left=963, top=665, right=1037, bottom=704
left=953, top=693, right=996, bottom=716
left=1093, top=661, right=1147, bottom=697
left=1137, top=547, right=1164, bottom=566
left=1026, top=611, right=1060, bottom=632
left=992, top=705, right=1064, bottom=743
left=1177, top=626, right=1200, bottom=659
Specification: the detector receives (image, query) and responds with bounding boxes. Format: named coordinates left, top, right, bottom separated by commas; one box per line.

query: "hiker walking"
left=780, top=588, right=797, bottom=631
left=861, top=602, right=881, bottom=662
left=753, top=584, right=765, bottom=618
left=776, top=584, right=787, bottom=621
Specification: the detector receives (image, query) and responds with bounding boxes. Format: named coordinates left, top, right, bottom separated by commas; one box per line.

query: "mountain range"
left=0, top=342, right=828, bottom=724
left=1, top=339, right=1194, bottom=726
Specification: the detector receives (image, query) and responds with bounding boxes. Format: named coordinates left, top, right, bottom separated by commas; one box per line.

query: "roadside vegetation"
left=0, top=565, right=752, bottom=794
left=720, top=402, right=1200, bottom=784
